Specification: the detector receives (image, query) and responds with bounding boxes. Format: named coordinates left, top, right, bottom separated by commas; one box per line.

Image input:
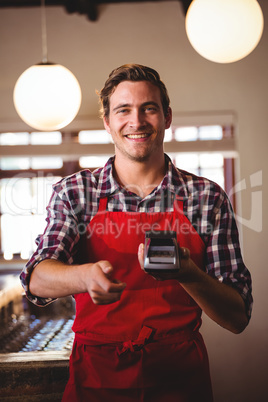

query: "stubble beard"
left=114, top=129, right=165, bottom=163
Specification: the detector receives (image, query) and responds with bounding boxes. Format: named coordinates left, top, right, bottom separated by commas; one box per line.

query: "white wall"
left=0, top=1, right=267, bottom=400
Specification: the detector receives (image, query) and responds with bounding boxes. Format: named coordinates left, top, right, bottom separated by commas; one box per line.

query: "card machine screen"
left=144, top=231, right=180, bottom=274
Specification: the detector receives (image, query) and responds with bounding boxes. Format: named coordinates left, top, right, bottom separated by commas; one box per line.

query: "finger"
left=107, top=281, right=127, bottom=293
left=97, top=273, right=126, bottom=294
left=138, top=243, right=145, bottom=269
left=89, top=277, right=126, bottom=304
left=91, top=289, right=124, bottom=305
left=96, top=261, right=126, bottom=293
left=180, top=247, right=190, bottom=259
left=99, top=260, right=113, bottom=276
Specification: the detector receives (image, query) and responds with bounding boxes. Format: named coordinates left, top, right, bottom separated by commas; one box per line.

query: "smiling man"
left=20, top=64, right=252, bottom=401
left=105, top=80, right=170, bottom=161
left=103, top=77, right=172, bottom=198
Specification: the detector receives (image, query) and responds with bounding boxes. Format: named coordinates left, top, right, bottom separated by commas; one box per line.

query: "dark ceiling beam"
left=65, top=0, right=98, bottom=21
left=180, top=0, right=192, bottom=14
left=0, top=0, right=192, bottom=21
left=0, top=0, right=64, bottom=6
left=64, top=0, right=172, bottom=21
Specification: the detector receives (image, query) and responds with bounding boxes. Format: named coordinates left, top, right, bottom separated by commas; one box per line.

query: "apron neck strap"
left=98, top=197, right=108, bottom=212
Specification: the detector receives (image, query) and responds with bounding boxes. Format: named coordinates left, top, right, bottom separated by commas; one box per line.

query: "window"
left=79, top=130, right=112, bottom=144
left=0, top=131, right=67, bottom=261
left=1, top=175, right=61, bottom=260
left=163, top=125, right=234, bottom=191
left=0, top=125, right=236, bottom=263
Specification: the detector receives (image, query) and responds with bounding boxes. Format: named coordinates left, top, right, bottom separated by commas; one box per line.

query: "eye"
left=144, top=106, right=158, bottom=113
left=117, top=108, right=129, bottom=114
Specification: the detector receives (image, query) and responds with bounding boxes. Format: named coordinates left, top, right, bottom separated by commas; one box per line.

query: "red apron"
left=62, top=197, right=213, bottom=401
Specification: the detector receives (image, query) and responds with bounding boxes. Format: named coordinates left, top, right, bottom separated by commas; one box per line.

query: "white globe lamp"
left=13, top=63, right=82, bottom=131
left=185, top=0, right=264, bottom=63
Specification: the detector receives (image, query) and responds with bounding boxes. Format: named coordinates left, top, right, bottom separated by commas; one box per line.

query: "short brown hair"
left=98, top=64, right=170, bottom=119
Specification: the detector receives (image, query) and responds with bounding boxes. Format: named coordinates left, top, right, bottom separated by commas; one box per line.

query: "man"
left=20, top=64, right=252, bottom=401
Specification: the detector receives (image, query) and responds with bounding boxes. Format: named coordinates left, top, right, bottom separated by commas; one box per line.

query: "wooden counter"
left=0, top=350, right=70, bottom=401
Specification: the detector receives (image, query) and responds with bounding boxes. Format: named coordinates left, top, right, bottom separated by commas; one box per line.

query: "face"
left=103, top=80, right=172, bottom=164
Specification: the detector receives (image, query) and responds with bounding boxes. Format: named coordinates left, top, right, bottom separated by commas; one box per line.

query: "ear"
left=165, top=107, right=172, bottom=130
left=103, top=116, right=111, bottom=134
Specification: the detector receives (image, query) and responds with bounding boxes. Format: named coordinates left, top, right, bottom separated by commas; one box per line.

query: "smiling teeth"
left=127, top=134, right=149, bottom=139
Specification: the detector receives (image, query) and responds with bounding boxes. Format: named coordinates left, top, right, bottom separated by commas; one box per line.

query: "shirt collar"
left=96, top=156, right=119, bottom=198
left=96, top=154, right=189, bottom=200
left=155, top=154, right=190, bottom=200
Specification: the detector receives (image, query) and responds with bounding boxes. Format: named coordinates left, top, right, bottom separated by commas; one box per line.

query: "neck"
left=113, top=154, right=166, bottom=198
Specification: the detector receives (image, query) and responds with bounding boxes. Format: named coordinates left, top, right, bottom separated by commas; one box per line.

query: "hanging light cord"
left=41, top=0, right=48, bottom=63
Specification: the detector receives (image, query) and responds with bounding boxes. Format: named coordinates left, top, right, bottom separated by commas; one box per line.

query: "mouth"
left=125, top=133, right=152, bottom=139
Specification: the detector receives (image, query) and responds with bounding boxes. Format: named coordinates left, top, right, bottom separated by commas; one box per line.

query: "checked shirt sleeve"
left=205, top=187, right=253, bottom=320
left=20, top=174, right=87, bottom=306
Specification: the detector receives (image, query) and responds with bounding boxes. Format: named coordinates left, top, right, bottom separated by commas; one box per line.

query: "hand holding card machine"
left=144, top=231, right=180, bottom=274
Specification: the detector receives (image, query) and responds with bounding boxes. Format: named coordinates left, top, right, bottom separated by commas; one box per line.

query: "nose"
left=129, top=109, right=146, bottom=129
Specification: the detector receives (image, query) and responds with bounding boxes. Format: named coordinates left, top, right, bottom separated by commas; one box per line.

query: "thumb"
left=99, top=261, right=113, bottom=275
left=138, top=243, right=145, bottom=269
left=180, top=247, right=190, bottom=259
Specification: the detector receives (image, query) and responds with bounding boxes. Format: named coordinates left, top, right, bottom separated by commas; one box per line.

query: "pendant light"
left=185, top=0, right=264, bottom=63
left=13, top=0, right=82, bottom=131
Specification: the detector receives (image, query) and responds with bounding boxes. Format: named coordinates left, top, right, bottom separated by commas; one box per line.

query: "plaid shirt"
left=20, top=155, right=252, bottom=318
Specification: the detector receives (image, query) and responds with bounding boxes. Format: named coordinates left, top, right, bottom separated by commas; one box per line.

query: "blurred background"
left=0, top=1, right=267, bottom=400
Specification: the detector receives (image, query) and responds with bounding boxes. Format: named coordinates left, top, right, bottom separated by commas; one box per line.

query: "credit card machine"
left=144, top=231, right=180, bottom=274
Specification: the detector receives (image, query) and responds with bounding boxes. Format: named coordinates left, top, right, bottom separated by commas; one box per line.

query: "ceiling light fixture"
left=13, top=0, right=82, bottom=131
left=185, top=0, right=264, bottom=63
